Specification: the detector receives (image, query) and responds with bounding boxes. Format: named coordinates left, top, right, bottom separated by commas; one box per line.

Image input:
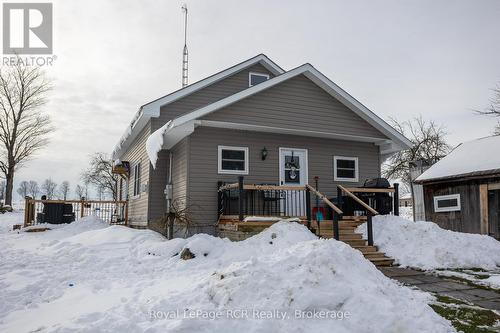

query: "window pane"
left=222, top=149, right=245, bottom=160
left=337, top=159, right=355, bottom=169
left=437, top=199, right=458, bottom=208
left=285, top=155, right=300, bottom=169
left=285, top=170, right=300, bottom=183
left=250, top=74, right=268, bottom=86
left=337, top=169, right=355, bottom=179
left=222, top=160, right=245, bottom=171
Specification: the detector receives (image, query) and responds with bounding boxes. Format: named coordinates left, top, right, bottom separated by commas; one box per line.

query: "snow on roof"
left=416, top=135, right=500, bottom=182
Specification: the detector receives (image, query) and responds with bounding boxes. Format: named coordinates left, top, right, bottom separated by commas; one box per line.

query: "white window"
left=333, top=156, right=359, bottom=182
left=133, top=162, right=141, bottom=196
left=434, top=194, right=461, bottom=212
left=248, top=72, right=269, bottom=87
left=218, top=145, right=249, bottom=174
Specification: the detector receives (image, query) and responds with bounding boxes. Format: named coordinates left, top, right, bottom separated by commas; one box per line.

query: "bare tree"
left=82, top=152, right=117, bottom=200
left=16, top=180, right=29, bottom=198
left=0, top=62, right=52, bottom=205
left=383, top=116, right=451, bottom=186
left=0, top=180, right=5, bottom=203
left=28, top=180, right=39, bottom=199
left=41, top=178, right=57, bottom=199
left=75, top=184, right=85, bottom=199
left=59, top=180, right=70, bottom=200
left=475, top=85, right=500, bottom=135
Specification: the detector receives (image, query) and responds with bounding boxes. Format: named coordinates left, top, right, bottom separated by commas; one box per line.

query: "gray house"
left=112, top=54, right=411, bottom=234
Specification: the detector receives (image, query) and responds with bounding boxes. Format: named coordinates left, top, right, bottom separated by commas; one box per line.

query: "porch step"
left=352, top=245, right=379, bottom=252
left=367, top=257, right=394, bottom=267
left=317, top=227, right=393, bottom=267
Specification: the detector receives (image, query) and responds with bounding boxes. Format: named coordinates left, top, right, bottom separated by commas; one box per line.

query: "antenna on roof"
left=181, top=4, right=189, bottom=88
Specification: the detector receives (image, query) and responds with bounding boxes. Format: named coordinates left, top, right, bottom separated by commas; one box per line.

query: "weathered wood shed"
left=414, top=136, right=500, bottom=239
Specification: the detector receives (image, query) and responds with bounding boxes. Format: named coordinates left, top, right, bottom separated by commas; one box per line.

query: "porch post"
left=238, top=176, right=244, bottom=222
left=393, top=183, right=399, bottom=216
left=305, top=187, right=311, bottom=229
left=217, top=181, right=223, bottom=218
left=333, top=212, right=340, bottom=241
left=337, top=186, right=343, bottom=212
left=367, top=213, right=374, bottom=246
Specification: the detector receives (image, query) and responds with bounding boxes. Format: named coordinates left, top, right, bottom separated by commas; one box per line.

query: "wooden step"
left=338, top=234, right=363, bottom=240
left=363, top=252, right=387, bottom=259
left=368, top=257, right=394, bottom=267
left=342, top=239, right=367, bottom=247
left=352, top=245, right=378, bottom=252
left=317, top=229, right=360, bottom=236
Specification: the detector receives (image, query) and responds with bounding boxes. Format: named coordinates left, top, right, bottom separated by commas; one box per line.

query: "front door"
left=279, top=148, right=308, bottom=216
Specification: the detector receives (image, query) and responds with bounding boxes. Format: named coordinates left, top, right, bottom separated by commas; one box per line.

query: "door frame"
left=278, top=147, right=309, bottom=186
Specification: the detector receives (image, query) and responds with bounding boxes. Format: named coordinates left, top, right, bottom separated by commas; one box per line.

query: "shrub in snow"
left=358, top=215, right=500, bottom=270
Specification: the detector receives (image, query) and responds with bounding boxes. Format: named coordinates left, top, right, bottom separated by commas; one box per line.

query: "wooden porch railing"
left=23, top=197, right=128, bottom=227
left=217, top=176, right=399, bottom=246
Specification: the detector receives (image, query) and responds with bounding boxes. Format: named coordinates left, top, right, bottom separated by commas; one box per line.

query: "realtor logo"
left=2, top=3, right=53, bottom=54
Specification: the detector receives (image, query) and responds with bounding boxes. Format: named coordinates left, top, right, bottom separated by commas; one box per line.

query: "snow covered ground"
left=0, top=211, right=455, bottom=333
left=357, top=215, right=500, bottom=270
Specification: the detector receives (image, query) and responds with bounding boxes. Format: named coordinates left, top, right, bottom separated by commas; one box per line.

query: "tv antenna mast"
left=181, top=4, right=189, bottom=87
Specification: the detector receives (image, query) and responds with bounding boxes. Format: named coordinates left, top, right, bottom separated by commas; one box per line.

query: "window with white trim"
left=218, top=146, right=249, bottom=174
left=333, top=156, right=359, bottom=182
left=249, top=72, right=269, bottom=87
left=133, top=162, right=141, bottom=196
left=434, top=194, right=461, bottom=212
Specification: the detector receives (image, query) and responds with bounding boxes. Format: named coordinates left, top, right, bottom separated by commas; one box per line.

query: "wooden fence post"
left=80, top=200, right=85, bottom=219
left=393, top=183, right=399, bottom=216
left=23, top=197, right=30, bottom=227
left=238, top=176, right=244, bottom=222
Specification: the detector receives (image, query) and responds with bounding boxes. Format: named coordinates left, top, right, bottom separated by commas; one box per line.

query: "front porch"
left=217, top=176, right=400, bottom=266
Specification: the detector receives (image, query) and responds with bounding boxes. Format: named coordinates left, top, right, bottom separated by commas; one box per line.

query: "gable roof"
left=149, top=63, right=412, bottom=158
left=415, top=135, right=500, bottom=183
left=112, top=54, right=284, bottom=158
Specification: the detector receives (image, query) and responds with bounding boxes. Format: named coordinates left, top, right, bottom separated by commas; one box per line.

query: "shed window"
left=434, top=194, right=461, bottom=212
left=333, top=156, right=358, bottom=182
left=218, top=146, right=248, bottom=174
left=133, top=162, right=141, bottom=196
left=249, top=72, right=269, bottom=87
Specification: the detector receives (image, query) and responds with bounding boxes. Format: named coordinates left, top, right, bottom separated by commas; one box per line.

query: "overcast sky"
left=9, top=0, right=500, bottom=200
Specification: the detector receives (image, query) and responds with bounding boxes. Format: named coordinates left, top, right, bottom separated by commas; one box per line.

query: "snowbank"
left=357, top=215, right=500, bottom=270
left=146, top=120, right=172, bottom=168
left=0, top=215, right=454, bottom=332
left=0, top=210, right=23, bottom=233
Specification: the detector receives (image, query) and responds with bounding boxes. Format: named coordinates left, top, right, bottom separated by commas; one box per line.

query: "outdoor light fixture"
left=261, top=147, right=268, bottom=160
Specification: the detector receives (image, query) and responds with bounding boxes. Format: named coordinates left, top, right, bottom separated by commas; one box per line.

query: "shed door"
left=488, top=190, right=500, bottom=239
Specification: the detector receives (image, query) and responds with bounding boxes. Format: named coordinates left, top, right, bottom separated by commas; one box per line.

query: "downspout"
left=165, top=151, right=173, bottom=214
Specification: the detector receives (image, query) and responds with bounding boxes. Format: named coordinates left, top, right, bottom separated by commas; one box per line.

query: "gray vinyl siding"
left=171, top=137, right=189, bottom=207
left=202, top=74, right=387, bottom=139
left=121, top=122, right=151, bottom=225
left=148, top=149, right=169, bottom=222
left=187, top=127, right=381, bottom=233
left=151, top=63, right=275, bottom=132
